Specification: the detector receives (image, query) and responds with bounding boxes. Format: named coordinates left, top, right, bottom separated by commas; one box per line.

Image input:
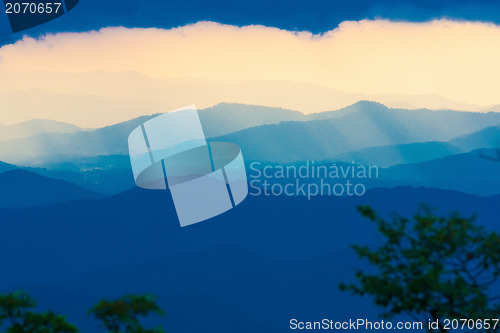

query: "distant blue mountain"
left=378, top=148, right=500, bottom=196
left=32, top=155, right=135, bottom=195
left=217, top=101, right=500, bottom=162
left=1, top=101, right=499, bottom=332
left=0, top=115, right=154, bottom=165
left=307, top=100, right=387, bottom=120
left=0, top=157, right=134, bottom=196
left=330, top=124, right=500, bottom=167
left=3, top=101, right=500, bottom=165
left=199, top=103, right=306, bottom=137
left=0, top=160, right=17, bottom=173
left=5, top=117, right=500, bottom=197
left=0, top=104, right=306, bottom=165
left=0, top=186, right=498, bottom=332
left=450, top=125, right=500, bottom=151
left=0, top=169, right=102, bottom=208
left=36, top=154, right=132, bottom=172
left=35, top=166, right=135, bottom=196
left=333, top=141, right=462, bottom=167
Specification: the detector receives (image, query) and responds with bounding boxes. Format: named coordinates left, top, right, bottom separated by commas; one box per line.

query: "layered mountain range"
left=1, top=101, right=499, bottom=199
left=1, top=101, right=500, bottom=332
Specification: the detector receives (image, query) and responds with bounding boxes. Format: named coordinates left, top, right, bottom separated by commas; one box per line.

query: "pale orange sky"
left=1, top=19, right=499, bottom=126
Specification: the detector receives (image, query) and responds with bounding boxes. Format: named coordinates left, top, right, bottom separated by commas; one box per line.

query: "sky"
left=1, top=1, right=500, bottom=126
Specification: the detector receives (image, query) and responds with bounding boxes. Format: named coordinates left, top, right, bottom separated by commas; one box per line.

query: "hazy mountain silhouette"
left=0, top=119, right=82, bottom=142
left=329, top=124, right=500, bottom=167
left=0, top=169, right=102, bottom=208
left=0, top=114, right=156, bottom=165
left=450, top=125, right=500, bottom=151
left=199, top=102, right=306, bottom=137
left=0, top=160, right=18, bottom=173
left=482, top=105, right=500, bottom=113
left=2, top=101, right=500, bottom=167
left=0, top=157, right=134, bottom=196
left=0, top=104, right=306, bottom=164
left=4, top=105, right=500, bottom=196
left=33, top=155, right=135, bottom=195
left=34, top=154, right=132, bottom=172
left=0, top=71, right=483, bottom=127
left=36, top=165, right=135, bottom=195
left=218, top=101, right=500, bottom=162
left=307, top=100, right=389, bottom=120
left=333, top=141, right=462, bottom=167
left=380, top=148, right=500, bottom=195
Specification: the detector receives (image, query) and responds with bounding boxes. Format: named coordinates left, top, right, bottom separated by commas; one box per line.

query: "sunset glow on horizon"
left=1, top=19, right=499, bottom=126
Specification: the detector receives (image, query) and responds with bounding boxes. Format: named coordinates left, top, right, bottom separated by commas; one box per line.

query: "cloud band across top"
left=128, top=105, right=248, bottom=227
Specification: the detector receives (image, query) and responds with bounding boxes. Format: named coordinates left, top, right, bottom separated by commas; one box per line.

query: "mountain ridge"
left=217, top=102, right=500, bottom=163
left=0, top=169, right=103, bottom=208
left=2, top=101, right=500, bottom=166
left=0, top=119, right=82, bottom=142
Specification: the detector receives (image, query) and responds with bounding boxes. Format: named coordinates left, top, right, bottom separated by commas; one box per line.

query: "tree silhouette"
left=0, top=291, right=77, bottom=333
left=340, top=205, right=500, bottom=332
left=88, top=295, right=165, bottom=333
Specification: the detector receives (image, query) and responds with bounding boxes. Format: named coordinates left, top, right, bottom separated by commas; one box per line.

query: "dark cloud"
left=1, top=0, right=500, bottom=45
